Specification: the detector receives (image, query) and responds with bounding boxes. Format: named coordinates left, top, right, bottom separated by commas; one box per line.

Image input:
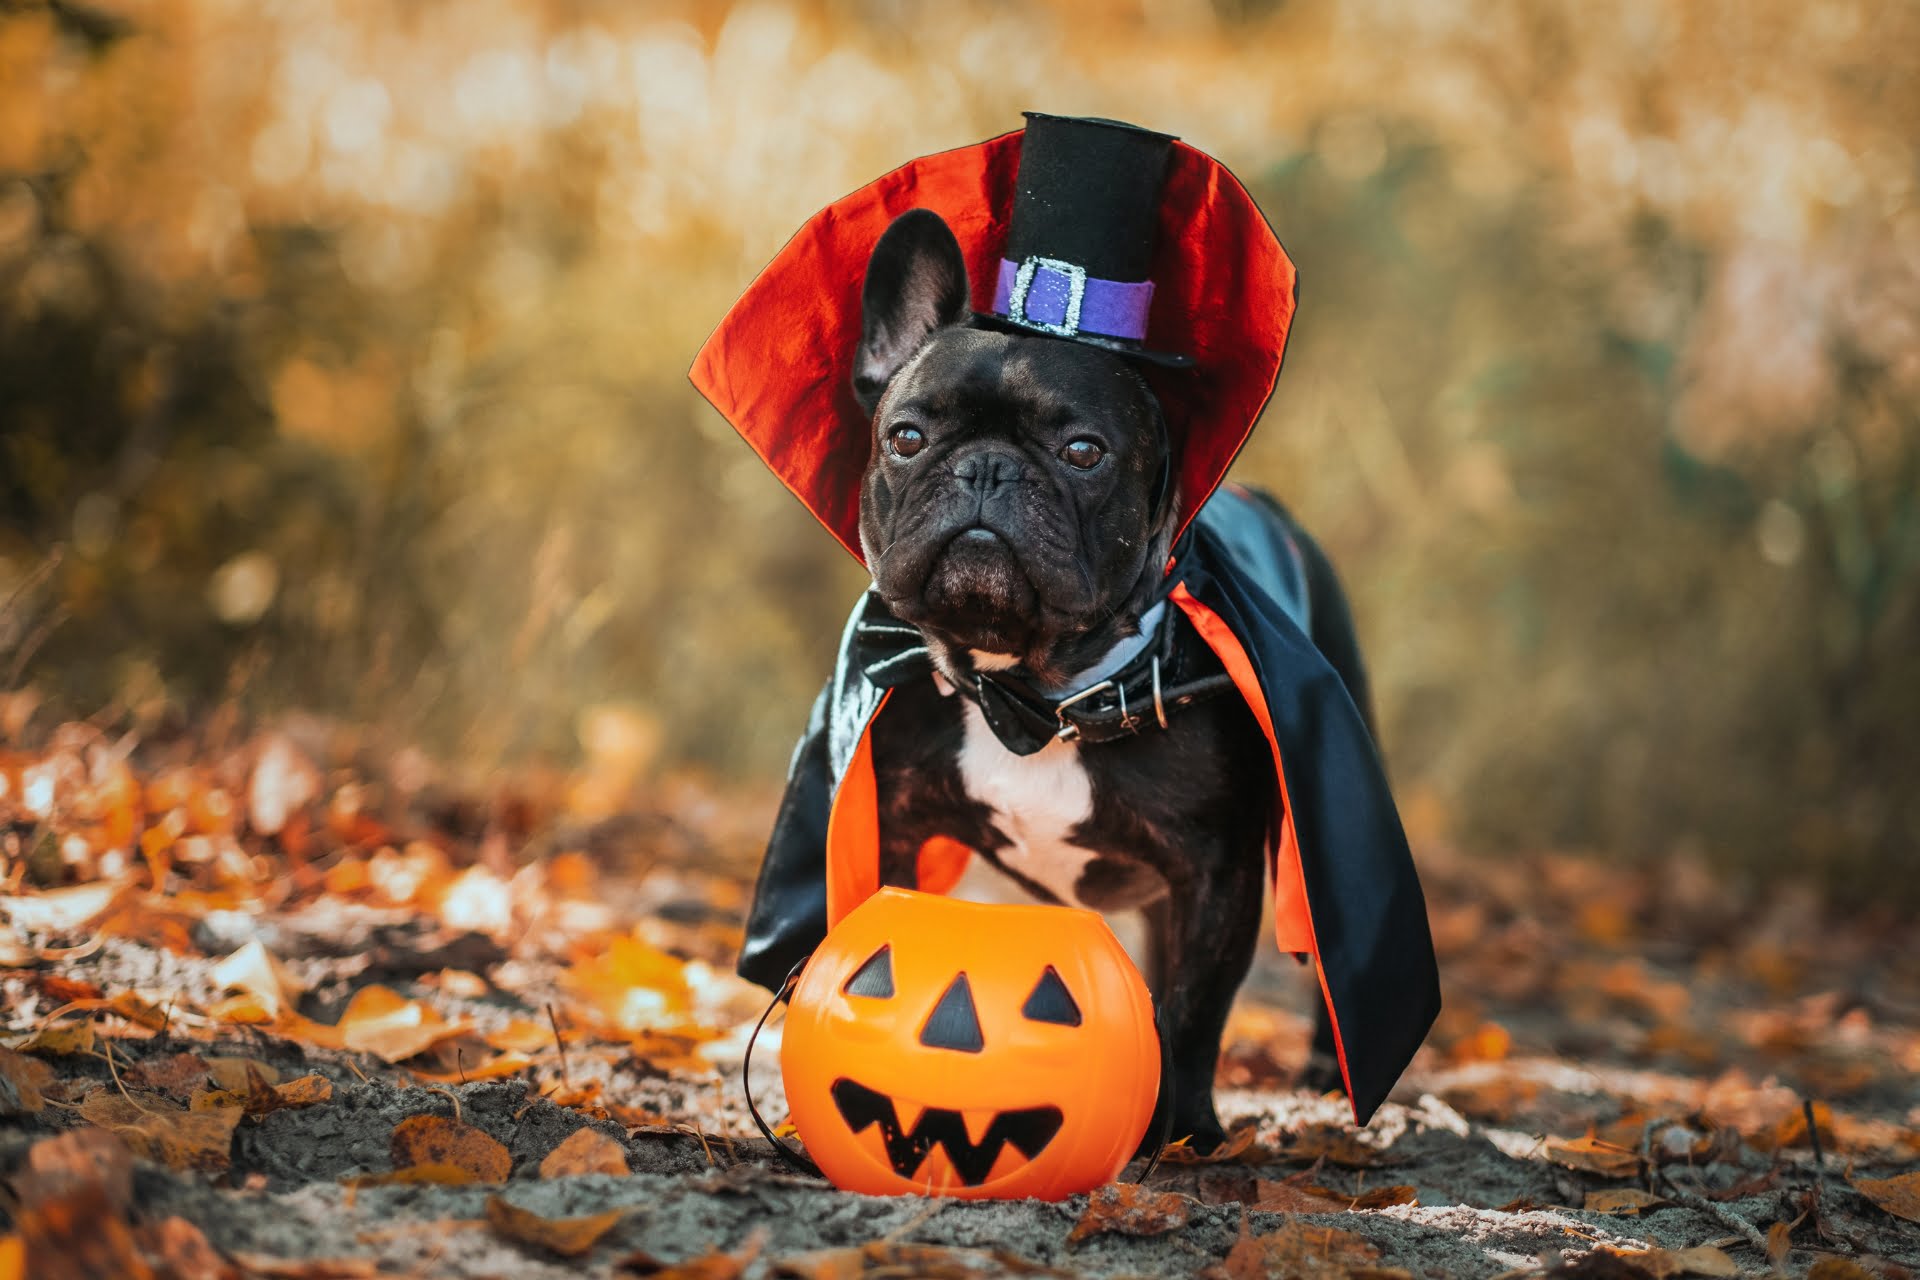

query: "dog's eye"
left=888, top=425, right=925, bottom=459
left=1060, top=438, right=1104, bottom=470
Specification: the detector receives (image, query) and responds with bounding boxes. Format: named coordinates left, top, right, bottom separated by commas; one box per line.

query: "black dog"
left=841, top=209, right=1373, bottom=1149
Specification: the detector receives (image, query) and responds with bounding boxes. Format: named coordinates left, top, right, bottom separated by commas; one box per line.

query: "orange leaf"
left=0, top=1046, right=50, bottom=1113
left=194, top=1072, right=331, bottom=1116
left=484, top=1195, right=624, bottom=1258
left=1602, top=1246, right=1739, bottom=1278
left=1543, top=1133, right=1643, bottom=1178
left=336, top=985, right=467, bottom=1063
left=348, top=1162, right=481, bottom=1187
left=1212, top=1216, right=1384, bottom=1279
left=20, top=1129, right=134, bottom=1209
left=11, top=1186, right=154, bottom=1280
left=388, top=1114, right=510, bottom=1183
left=1067, top=1182, right=1191, bottom=1245
left=11, top=1021, right=95, bottom=1057
left=1157, top=1119, right=1264, bottom=1165
left=77, top=1092, right=241, bottom=1173
left=205, top=1057, right=281, bottom=1091
left=540, top=1127, right=631, bottom=1178
left=1251, top=1181, right=1350, bottom=1213
left=1849, top=1169, right=1920, bottom=1223
left=137, top=1216, right=236, bottom=1280
left=1584, top=1188, right=1670, bottom=1215
left=0, top=1235, right=20, bottom=1280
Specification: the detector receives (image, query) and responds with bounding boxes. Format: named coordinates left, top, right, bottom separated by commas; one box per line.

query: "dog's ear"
left=854, top=209, right=969, bottom=416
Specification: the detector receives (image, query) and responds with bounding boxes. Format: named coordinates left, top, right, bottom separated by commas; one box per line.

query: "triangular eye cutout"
left=918, top=974, right=984, bottom=1052
left=1021, top=966, right=1082, bottom=1026
left=842, top=946, right=894, bottom=998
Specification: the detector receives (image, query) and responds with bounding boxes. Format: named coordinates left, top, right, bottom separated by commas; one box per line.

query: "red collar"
left=689, top=127, right=1298, bottom=562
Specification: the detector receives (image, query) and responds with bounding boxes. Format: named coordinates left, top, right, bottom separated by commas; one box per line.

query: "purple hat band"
left=991, top=256, right=1155, bottom=342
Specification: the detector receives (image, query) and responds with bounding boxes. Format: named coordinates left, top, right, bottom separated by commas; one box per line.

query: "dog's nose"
left=952, top=450, right=1019, bottom=494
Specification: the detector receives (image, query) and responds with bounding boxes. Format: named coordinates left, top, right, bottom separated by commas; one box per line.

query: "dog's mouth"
left=912, top=526, right=1039, bottom=652
left=830, top=1078, right=1063, bottom=1186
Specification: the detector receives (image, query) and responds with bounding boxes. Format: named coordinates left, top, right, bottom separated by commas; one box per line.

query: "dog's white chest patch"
left=955, top=701, right=1096, bottom=904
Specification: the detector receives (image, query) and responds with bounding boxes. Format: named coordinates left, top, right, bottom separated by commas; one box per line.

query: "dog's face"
left=853, top=210, right=1174, bottom=684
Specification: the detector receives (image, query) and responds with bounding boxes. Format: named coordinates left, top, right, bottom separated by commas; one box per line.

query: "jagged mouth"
left=830, top=1078, right=1064, bottom=1187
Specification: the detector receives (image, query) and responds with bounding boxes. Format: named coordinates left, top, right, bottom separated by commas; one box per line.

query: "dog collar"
left=848, top=594, right=1236, bottom=758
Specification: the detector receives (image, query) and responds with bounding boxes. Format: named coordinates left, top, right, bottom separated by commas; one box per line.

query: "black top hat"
left=974, top=113, right=1193, bottom=368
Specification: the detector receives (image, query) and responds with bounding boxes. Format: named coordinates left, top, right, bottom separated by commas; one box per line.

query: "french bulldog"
left=847, top=208, right=1376, bottom=1150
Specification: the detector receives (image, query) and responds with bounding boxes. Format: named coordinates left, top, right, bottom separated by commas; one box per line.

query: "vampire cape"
left=689, top=118, right=1441, bottom=1125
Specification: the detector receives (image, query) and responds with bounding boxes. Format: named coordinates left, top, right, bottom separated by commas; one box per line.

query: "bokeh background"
left=2, top=0, right=1916, bottom=903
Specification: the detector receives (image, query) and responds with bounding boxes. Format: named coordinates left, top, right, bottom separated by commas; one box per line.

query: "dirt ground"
left=2, top=722, right=1918, bottom=1278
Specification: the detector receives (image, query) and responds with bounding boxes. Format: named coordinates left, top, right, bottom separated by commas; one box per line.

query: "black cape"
left=738, top=485, right=1441, bottom=1124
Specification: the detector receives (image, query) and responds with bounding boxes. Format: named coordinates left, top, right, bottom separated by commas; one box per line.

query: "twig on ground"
left=546, top=1002, right=570, bottom=1089
left=97, top=1031, right=162, bottom=1118
left=420, top=1085, right=462, bottom=1123
left=1659, top=1180, right=1772, bottom=1257
left=1802, top=1098, right=1825, bottom=1184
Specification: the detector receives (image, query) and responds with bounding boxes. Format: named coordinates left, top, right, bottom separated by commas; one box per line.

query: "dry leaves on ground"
left=381, top=1113, right=511, bottom=1184
left=1847, top=1169, right=1920, bottom=1224
left=1544, top=1133, right=1645, bottom=1178
left=1066, top=1182, right=1192, bottom=1245
left=483, top=1195, right=625, bottom=1258
left=1202, top=1214, right=1403, bottom=1280
left=540, top=1126, right=631, bottom=1177
left=77, top=1090, right=242, bottom=1172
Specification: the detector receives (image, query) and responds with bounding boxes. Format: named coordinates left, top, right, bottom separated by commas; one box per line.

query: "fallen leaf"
left=1806, top=1259, right=1880, bottom=1280
left=205, top=1057, right=282, bottom=1092
left=336, top=985, right=467, bottom=1063
left=138, top=1216, right=242, bottom=1280
left=1345, top=1184, right=1419, bottom=1210
left=1544, top=1133, right=1644, bottom=1178
left=10, top=1185, right=155, bottom=1280
left=10, top=1020, right=95, bottom=1057
left=1067, top=1182, right=1191, bottom=1245
left=407, top=1049, right=537, bottom=1084
left=1276, top=1125, right=1387, bottom=1168
left=1602, top=1246, right=1738, bottom=1278
left=228, top=1253, right=384, bottom=1277
left=1158, top=1119, right=1263, bottom=1165
left=0, top=1047, right=49, bottom=1114
left=248, top=735, right=319, bottom=837
left=348, top=1163, right=482, bottom=1187
left=484, top=1195, right=624, bottom=1258
left=1583, top=1188, right=1670, bottom=1215
left=618, top=1233, right=765, bottom=1278
left=1251, top=1181, right=1351, bottom=1213
left=211, top=939, right=303, bottom=1021
left=1204, top=1215, right=1387, bottom=1279
left=105, top=991, right=171, bottom=1031
left=483, top=1018, right=556, bottom=1053
left=78, top=1091, right=242, bottom=1172
left=0, top=1236, right=19, bottom=1280
left=1848, top=1168, right=1920, bottom=1223
left=0, top=878, right=131, bottom=933
left=388, top=1114, right=510, bottom=1183
left=1765, top=1220, right=1793, bottom=1266
left=18, top=1129, right=134, bottom=1209
left=126, top=1052, right=213, bottom=1098
left=540, top=1127, right=631, bottom=1178
left=772, top=1242, right=1014, bottom=1279
left=194, top=1072, right=332, bottom=1115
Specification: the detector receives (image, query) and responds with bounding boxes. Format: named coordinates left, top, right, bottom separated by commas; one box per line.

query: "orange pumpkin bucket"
left=776, top=887, right=1161, bottom=1199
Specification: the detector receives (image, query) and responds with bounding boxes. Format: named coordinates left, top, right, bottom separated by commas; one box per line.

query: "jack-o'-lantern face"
left=781, top=888, right=1160, bottom=1199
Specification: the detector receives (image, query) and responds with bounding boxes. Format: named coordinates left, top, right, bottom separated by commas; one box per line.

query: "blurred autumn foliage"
left=2, top=0, right=1917, bottom=899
